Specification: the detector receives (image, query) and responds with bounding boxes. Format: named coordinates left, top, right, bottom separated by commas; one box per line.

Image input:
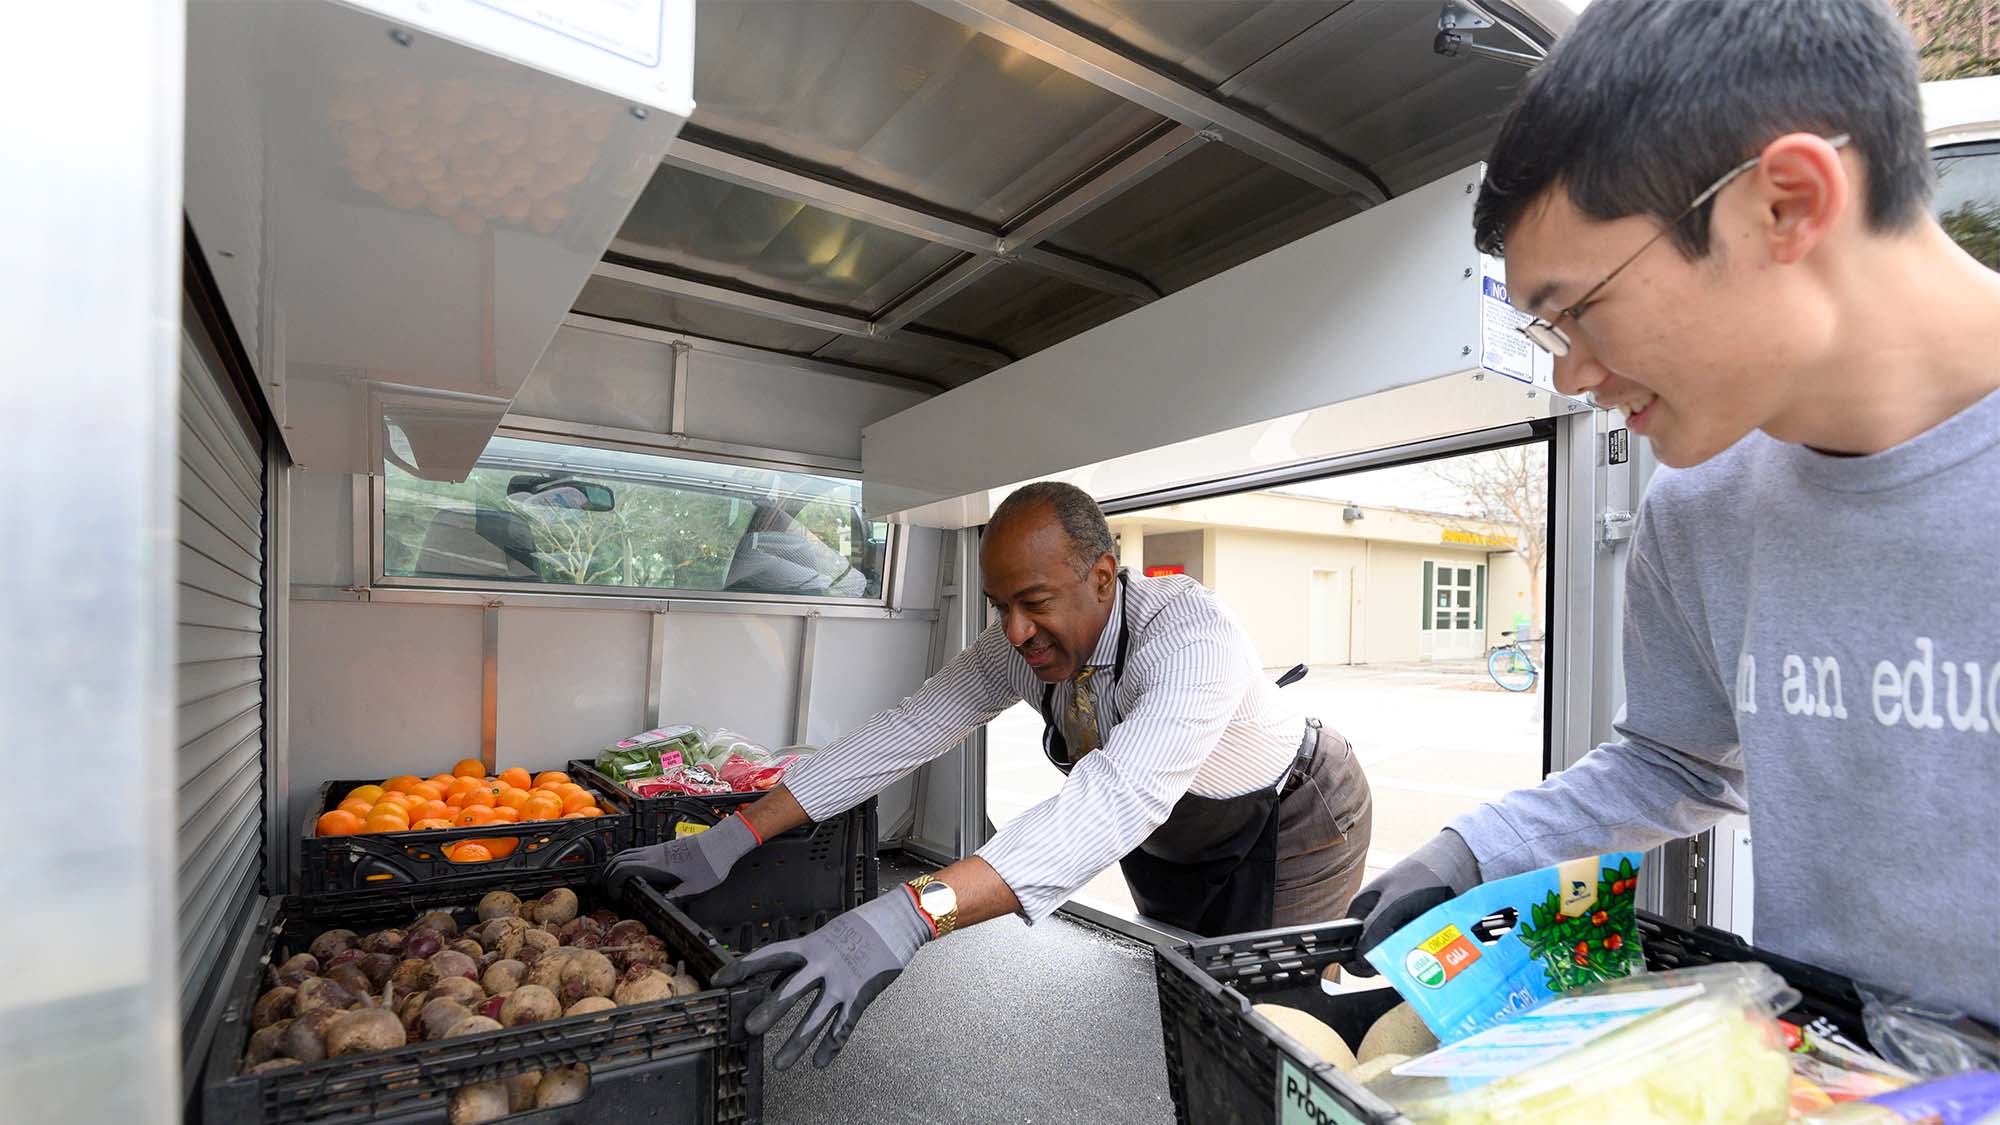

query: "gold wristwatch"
left=906, top=874, right=960, bottom=937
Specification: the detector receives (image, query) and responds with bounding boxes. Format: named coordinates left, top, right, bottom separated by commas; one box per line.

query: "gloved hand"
left=1343, top=828, right=1481, bottom=977
left=601, top=812, right=760, bottom=901
left=714, top=887, right=933, bottom=1070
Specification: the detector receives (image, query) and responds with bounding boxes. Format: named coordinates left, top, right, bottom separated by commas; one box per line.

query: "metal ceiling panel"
left=572, top=275, right=841, bottom=355
left=811, top=335, right=996, bottom=389
left=611, top=162, right=963, bottom=312
left=914, top=265, right=1142, bottom=358
left=1048, top=143, right=1366, bottom=294
left=690, top=0, right=1165, bottom=225
left=1033, top=0, right=1347, bottom=90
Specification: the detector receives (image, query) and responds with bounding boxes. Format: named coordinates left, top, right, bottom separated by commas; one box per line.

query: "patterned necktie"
left=1066, top=666, right=1100, bottom=763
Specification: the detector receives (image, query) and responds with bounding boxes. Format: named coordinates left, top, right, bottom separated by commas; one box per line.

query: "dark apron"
left=1038, top=574, right=1314, bottom=937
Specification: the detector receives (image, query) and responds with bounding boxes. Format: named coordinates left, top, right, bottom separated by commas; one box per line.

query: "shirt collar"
left=1080, top=570, right=1127, bottom=672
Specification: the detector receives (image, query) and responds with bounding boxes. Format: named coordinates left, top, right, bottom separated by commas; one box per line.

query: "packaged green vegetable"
left=1365, top=852, right=1647, bottom=1043
left=596, top=724, right=708, bottom=781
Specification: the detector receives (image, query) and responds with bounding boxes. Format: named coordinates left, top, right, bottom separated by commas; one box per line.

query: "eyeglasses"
left=1519, top=134, right=1851, bottom=357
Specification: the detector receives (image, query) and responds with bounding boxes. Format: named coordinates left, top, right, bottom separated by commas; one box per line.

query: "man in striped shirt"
left=605, top=481, right=1372, bottom=1069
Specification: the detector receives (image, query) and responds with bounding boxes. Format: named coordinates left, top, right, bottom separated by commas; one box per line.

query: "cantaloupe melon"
left=1253, top=1003, right=1359, bottom=1072
left=1357, top=1000, right=1437, bottom=1064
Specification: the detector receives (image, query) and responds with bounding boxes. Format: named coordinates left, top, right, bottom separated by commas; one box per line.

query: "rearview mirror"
left=506, top=474, right=615, bottom=513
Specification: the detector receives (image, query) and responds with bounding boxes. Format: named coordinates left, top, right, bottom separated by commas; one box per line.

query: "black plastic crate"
left=571, top=759, right=879, bottom=953
left=1155, top=911, right=1876, bottom=1125
left=201, top=870, right=761, bottom=1124
left=297, top=777, right=630, bottom=897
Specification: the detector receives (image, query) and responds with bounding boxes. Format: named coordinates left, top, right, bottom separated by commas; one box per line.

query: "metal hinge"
left=1599, top=509, right=1636, bottom=546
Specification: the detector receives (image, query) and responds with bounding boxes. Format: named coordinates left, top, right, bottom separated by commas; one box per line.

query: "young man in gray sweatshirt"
left=1345, top=0, right=2000, bottom=1027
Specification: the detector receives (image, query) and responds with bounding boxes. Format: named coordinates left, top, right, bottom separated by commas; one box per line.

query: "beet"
left=389, top=958, right=430, bottom=995
left=424, top=950, right=479, bottom=989
left=308, top=929, right=360, bottom=964
left=404, top=930, right=446, bottom=962
left=327, top=963, right=373, bottom=999
left=606, top=920, right=650, bottom=945
left=478, top=993, right=509, bottom=1022
left=281, top=1008, right=340, bottom=1063
left=359, top=952, right=398, bottom=987
left=564, top=996, right=615, bottom=1017
left=361, top=928, right=407, bottom=956
left=499, top=985, right=560, bottom=1027
left=476, top=891, right=521, bottom=922
left=272, top=953, right=319, bottom=989
left=429, top=976, right=485, bottom=1009
left=419, top=997, right=474, bottom=1041
left=450, top=1081, right=511, bottom=1125
left=449, top=938, right=485, bottom=963
left=411, top=910, right=459, bottom=938
left=326, top=1008, right=407, bottom=1057
left=534, top=889, right=579, bottom=927
left=559, top=951, right=616, bottom=1006
left=294, top=976, right=357, bottom=1015
left=444, top=1014, right=502, bottom=1038
left=481, top=959, right=527, bottom=996
left=534, top=1065, right=589, bottom=1109
left=252, top=987, right=297, bottom=1030
left=612, top=966, right=675, bottom=1006
left=588, top=909, right=619, bottom=928
left=326, top=948, right=367, bottom=970
left=246, top=1020, right=292, bottom=1064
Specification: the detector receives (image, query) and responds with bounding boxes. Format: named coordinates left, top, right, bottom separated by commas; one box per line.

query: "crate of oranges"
left=297, top=760, right=630, bottom=897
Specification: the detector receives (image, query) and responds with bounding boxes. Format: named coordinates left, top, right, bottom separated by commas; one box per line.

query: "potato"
left=420, top=998, right=475, bottom=1041
left=253, top=987, right=297, bottom=1029
left=412, top=910, right=460, bottom=938
left=449, top=1081, right=512, bottom=1125
left=476, top=891, right=522, bottom=922
left=430, top=976, right=486, bottom=1008
left=564, top=997, right=615, bottom=1017
left=281, top=1008, right=340, bottom=1063
left=389, top=958, right=431, bottom=995
left=1357, top=1001, right=1437, bottom=1064
left=559, top=951, right=616, bottom=1006
left=482, top=959, right=527, bottom=996
left=424, top=950, right=480, bottom=989
left=326, top=1008, right=407, bottom=1057
left=1253, top=1004, right=1358, bottom=1073
left=499, top=985, right=560, bottom=1027
left=361, top=928, right=407, bottom=955
left=612, top=967, right=675, bottom=1006
left=449, top=938, right=485, bottom=961
left=246, top=1020, right=292, bottom=1064
left=295, top=976, right=357, bottom=1015
left=309, top=929, right=360, bottom=964
left=534, top=1065, right=589, bottom=1109
left=534, top=888, right=578, bottom=927
left=525, top=951, right=571, bottom=992
left=272, top=953, right=320, bottom=989
left=1349, top=1053, right=1412, bottom=1085
left=442, top=1015, right=503, bottom=1038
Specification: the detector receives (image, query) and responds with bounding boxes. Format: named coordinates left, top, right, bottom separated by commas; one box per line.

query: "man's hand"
left=1343, top=829, right=1480, bottom=976
left=714, top=888, right=933, bottom=1070
left=601, top=812, right=759, bottom=901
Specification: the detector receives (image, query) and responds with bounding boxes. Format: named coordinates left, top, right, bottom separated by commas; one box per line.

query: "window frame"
left=367, top=422, right=900, bottom=609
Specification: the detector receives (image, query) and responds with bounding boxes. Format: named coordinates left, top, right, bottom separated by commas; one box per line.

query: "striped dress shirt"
left=783, top=570, right=1304, bottom=922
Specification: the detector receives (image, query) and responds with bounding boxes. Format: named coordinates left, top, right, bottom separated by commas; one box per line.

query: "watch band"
left=906, top=874, right=959, bottom=938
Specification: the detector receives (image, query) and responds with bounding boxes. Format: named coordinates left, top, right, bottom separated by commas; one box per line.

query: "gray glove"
left=713, top=888, right=933, bottom=1070
left=1343, top=829, right=1481, bottom=977
left=602, top=812, right=759, bottom=901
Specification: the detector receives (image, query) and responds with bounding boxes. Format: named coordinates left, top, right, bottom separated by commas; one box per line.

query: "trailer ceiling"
left=579, top=0, right=1548, bottom=390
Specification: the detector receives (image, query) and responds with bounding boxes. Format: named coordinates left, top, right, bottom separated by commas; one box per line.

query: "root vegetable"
left=478, top=993, right=509, bottom=1022
left=588, top=909, right=618, bottom=928
left=389, top=958, right=430, bottom=995
left=412, top=910, right=459, bottom=938
left=420, top=998, right=474, bottom=1040
left=612, top=966, right=675, bottom=1006
left=326, top=1008, right=407, bottom=1057
left=476, top=891, right=521, bottom=922
left=564, top=997, right=615, bottom=1017
left=309, top=929, right=360, bottom=964
left=667, top=961, right=700, bottom=997
left=1357, top=1001, right=1437, bottom=1064
left=1253, top=1004, right=1358, bottom=1073
left=478, top=916, right=528, bottom=949
left=423, top=950, right=479, bottom=988
left=525, top=951, right=570, bottom=992
left=295, top=976, right=357, bottom=1015
left=281, top=1008, right=340, bottom=1063
left=482, top=959, right=527, bottom=996
left=519, top=930, right=559, bottom=964
left=606, top=920, right=649, bottom=945
left=450, top=938, right=484, bottom=962
left=253, top=987, right=297, bottom=1029
left=499, top=985, right=560, bottom=1027
left=443, top=1015, right=502, bottom=1038
left=359, top=952, right=399, bottom=987
left=506, top=1072, right=542, bottom=1112
left=429, top=976, right=485, bottom=1008
left=326, top=948, right=367, bottom=971
left=557, top=917, right=605, bottom=945
left=272, top=953, right=319, bottom=988
left=534, top=889, right=578, bottom=927
left=397, top=992, right=430, bottom=1032
left=559, top=951, right=616, bottom=1006
left=404, top=930, right=445, bottom=962
left=361, top=928, right=407, bottom=955
left=327, top=963, right=373, bottom=999
left=247, top=1059, right=303, bottom=1075
left=534, top=1065, right=589, bottom=1109
left=247, top=1021, right=292, bottom=1064
left=448, top=1081, right=511, bottom=1125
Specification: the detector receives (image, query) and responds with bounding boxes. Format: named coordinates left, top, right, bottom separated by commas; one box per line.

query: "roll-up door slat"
left=179, top=727, right=261, bottom=832
left=176, top=683, right=260, bottom=747
left=180, top=542, right=261, bottom=608
left=178, top=656, right=262, bottom=707
left=179, top=584, right=262, bottom=633
left=178, top=838, right=260, bottom=1025
left=180, top=367, right=262, bottom=498
left=179, top=749, right=261, bottom=872
left=178, top=458, right=259, bottom=552
left=178, top=414, right=260, bottom=531
left=178, top=499, right=261, bottom=578
left=178, top=622, right=262, bottom=665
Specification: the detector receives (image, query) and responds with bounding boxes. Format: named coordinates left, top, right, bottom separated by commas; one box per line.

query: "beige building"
left=1110, top=492, right=1535, bottom=668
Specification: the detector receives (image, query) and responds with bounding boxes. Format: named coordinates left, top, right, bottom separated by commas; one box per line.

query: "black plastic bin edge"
left=200, top=870, right=763, bottom=1125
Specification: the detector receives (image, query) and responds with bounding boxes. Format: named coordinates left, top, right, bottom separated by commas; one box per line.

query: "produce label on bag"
left=1276, top=1058, right=1366, bottom=1125
left=1392, top=985, right=1704, bottom=1080
left=1365, top=852, right=1646, bottom=1044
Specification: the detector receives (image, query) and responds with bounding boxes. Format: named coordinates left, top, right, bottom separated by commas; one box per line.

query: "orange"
left=533, top=771, right=570, bottom=789
left=345, top=784, right=386, bottom=804
left=454, top=805, right=497, bottom=827
left=571, top=805, right=604, bottom=817
left=412, top=817, right=455, bottom=831
left=478, top=837, right=519, bottom=859
left=409, top=781, right=445, bottom=802
left=447, top=842, right=493, bottom=863
left=496, top=787, right=531, bottom=811
left=559, top=789, right=595, bottom=814
left=412, top=800, right=452, bottom=823
left=337, top=797, right=375, bottom=818
left=498, top=767, right=532, bottom=790
left=449, top=775, right=484, bottom=794
left=489, top=805, right=521, bottom=823
left=364, top=810, right=410, bottom=834
left=521, top=798, right=560, bottom=821
left=382, top=774, right=424, bottom=794
left=445, top=791, right=471, bottom=810
left=316, top=810, right=362, bottom=836
left=452, top=758, right=487, bottom=779
left=429, top=773, right=456, bottom=788
left=462, top=788, right=497, bottom=809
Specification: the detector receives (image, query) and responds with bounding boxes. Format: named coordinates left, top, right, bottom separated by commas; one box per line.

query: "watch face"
left=919, top=881, right=957, bottom=916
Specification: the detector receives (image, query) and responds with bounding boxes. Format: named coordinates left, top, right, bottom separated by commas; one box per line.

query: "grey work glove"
left=1343, top=829, right=1481, bottom=977
left=713, top=887, right=933, bottom=1070
left=602, top=812, right=759, bottom=901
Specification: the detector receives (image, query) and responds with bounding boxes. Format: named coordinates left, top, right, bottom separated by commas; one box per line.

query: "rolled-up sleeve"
left=784, top=623, right=1022, bottom=823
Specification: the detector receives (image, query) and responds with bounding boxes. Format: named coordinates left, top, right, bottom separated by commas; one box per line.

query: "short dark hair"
left=1474, top=0, right=1934, bottom=260
left=989, top=482, right=1115, bottom=578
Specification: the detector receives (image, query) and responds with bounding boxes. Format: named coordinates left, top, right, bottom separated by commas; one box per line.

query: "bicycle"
left=1488, top=630, right=1541, bottom=693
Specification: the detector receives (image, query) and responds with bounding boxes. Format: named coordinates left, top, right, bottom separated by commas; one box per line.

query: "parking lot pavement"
left=984, top=662, right=1545, bottom=920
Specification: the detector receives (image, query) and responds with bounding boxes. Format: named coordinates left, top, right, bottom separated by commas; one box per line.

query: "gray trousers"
left=1272, top=723, right=1374, bottom=927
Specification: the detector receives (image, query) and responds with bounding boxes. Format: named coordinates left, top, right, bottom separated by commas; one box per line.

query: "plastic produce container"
left=571, top=759, right=878, bottom=953
left=200, top=872, right=760, bottom=1124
